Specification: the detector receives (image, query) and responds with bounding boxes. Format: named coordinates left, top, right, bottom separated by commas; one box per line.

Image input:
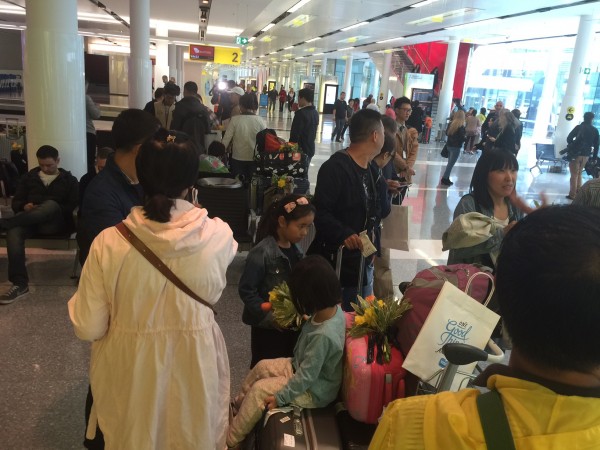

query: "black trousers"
left=86, top=132, right=97, bottom=174
left=250, top=326, right=300, bottom=368
left=84, top=386, right=105, bottom=449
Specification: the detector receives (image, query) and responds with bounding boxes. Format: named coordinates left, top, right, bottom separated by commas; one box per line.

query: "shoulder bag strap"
left=476, top=389, right=516, bottom=450
left=115, top=222, right=216, bottom=315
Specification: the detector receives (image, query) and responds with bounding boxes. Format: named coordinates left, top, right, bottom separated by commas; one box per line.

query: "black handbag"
left=441, top=144, right=449, bottom=158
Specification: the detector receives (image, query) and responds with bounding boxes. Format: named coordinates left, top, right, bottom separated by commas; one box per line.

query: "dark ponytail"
left=136, top=128, right=199, bottom=223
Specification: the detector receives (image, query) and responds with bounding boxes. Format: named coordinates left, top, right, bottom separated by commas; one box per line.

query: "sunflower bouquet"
left=261, top=282, right=305, bottom=330
left=348, top=296, right=412, bottom=364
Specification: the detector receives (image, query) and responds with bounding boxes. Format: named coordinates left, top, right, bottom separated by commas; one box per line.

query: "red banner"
left=189, top=44, right=214, bottom=61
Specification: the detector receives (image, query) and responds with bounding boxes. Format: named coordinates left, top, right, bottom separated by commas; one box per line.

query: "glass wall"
left=462, top=36, right=600, bottom=136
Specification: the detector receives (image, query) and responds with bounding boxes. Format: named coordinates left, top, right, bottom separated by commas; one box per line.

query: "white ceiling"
left=0, top=0, right=599, bottom=66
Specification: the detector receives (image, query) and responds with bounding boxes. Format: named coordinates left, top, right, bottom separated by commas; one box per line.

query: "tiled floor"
left=0, top=110, right=576, bottom=449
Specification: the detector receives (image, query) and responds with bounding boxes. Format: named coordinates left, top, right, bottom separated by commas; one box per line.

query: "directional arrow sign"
left=236, top=36, right=249, bottom=46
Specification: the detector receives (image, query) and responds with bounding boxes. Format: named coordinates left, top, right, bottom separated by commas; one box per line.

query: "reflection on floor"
left=0, top=111, right=576, bottom=449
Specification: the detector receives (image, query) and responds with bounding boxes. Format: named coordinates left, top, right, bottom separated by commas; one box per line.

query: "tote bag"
left=380, top=205, right=409, bottom=251
left=402, top=276, right=500, bottom=391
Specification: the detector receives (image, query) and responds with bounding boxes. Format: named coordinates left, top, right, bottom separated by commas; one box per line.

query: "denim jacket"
left=239, top=236, right=303, bottom=327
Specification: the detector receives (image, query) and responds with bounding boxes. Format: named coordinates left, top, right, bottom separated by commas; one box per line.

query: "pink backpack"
left=396, top=264, right=494, bottom=358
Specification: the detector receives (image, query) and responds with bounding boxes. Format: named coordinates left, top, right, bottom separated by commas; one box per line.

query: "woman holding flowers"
left=239, top=194, right=315, bottom=367
left=228, top=255, right=345, bottom=449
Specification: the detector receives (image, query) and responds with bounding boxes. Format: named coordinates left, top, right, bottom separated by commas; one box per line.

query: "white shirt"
left=38, top=171, right=59, bottom=186
left=222, top=113, right=267, bottom=161
left=367, top=103, right=380, bottom=112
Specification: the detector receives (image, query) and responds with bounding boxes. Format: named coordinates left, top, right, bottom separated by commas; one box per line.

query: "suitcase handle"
left=335, top=244, right=365, bottom=294
left=383, top=373, right=393, bottom=406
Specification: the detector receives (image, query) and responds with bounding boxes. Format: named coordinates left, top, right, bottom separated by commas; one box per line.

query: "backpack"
left=255, top=128, right=282, bottom=154
left=395, top=264, right=495, bottom=358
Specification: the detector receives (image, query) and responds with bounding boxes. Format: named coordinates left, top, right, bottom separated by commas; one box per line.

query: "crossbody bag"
left=115, top=221, right=216, bottom=315
left=477, top=389, right=516, bottom=450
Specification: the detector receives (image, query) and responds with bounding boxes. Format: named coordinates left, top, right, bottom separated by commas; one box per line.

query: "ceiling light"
left=296, top=56, right=305, bottom=59
left=260, top=35, right=274, bottom=42
left=261, top=23, right=276, bottom=32
left=248, top=37, right=256, bottom=42
left=284, top=46, right=294, bottom=49
left=410, top=0, right=440, bottom=7
left=287, top=0, right=313, bottom=13
left=341, top=22, right=368, bottom=32
left=376, top=36, right=404, bottom=44
left=314, top=52, right=324, bottom=56
left=339, top=46, right=355, bottom=51
left=306, top=37, right=321, bottom=43
left=284, top=14, right=313, bottom=28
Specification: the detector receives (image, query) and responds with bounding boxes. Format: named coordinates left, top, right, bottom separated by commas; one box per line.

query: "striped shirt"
left=573, top=178, right=600, bottom=207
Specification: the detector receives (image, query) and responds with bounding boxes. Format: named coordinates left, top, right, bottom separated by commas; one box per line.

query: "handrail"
left=403, top=45, right=431, bottom=74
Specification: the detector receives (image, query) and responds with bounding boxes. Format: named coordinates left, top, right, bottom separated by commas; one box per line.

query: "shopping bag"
left=380, top=205, right=409, bottom=251
left=402, top=280, right=500, bottom=391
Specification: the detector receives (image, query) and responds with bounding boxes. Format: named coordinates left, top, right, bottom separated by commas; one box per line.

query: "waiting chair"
left=530, top=143, right=566, bottom=174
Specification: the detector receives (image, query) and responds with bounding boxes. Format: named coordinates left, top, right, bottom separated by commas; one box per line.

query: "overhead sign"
left=567, top=106, right=575, bottom=114
left=236, top=36, right=249, bottom=45
left=187, top=44, right=241, bottom=66
left=214, top=47, right=241, bottom=65
left=189, top=44, right=214, bottom=61
left=584, top=67, right=591, bottom=75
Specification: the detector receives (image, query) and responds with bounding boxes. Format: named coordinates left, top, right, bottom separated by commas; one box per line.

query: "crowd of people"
left=1, top=76, right=600, bottom=449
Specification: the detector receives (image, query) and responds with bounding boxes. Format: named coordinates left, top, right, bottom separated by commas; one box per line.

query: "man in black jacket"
left=289, top=88, right=319, bottom=167
left=171, top=81, right=211, bottom=154
left=0, top=145, right=78, bottom=304
left=310, top=109, right=387, bottom=311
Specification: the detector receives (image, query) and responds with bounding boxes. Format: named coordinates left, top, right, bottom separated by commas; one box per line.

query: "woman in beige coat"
left=69, top=130, right=237, bottom=449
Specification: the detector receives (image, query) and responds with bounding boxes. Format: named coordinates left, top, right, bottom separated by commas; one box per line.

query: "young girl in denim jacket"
left=228, top=255, right=345, bottom=448
left=239, top=194, right=315, bottom=367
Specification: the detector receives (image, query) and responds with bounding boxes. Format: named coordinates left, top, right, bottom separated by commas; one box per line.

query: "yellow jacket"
left=369, top=373, right=600, bottom=450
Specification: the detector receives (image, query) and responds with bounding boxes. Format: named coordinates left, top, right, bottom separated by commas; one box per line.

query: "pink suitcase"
left=342, top=313, right=407, bottom=424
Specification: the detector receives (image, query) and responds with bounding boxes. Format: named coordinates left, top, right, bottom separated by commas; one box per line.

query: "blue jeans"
left=442, top=145, right=461, bottom=179
left=341, top=260, right=374, bottom=312
left=4, top=200, right=66, bottom=286
left=332, top=119, right=346, bottom=140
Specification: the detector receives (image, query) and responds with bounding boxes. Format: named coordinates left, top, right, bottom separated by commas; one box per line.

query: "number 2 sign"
left=214, top=47, right=241, bottom=65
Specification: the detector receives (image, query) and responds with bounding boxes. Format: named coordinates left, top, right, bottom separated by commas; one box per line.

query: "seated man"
left=369, top=205, right=600, bottom=449
left=0, top=145, right=78, bottom=304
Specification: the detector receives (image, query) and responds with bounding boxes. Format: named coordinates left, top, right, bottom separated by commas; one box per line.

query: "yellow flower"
left=364, top=307, right=376, bottom=327
left=277, top=179, right=286, bottom=188
left=354, top=315, right=366, bottom=325
left=377, top=300, right=385, bottom=308
left=268, top=290, right=277, bottom=302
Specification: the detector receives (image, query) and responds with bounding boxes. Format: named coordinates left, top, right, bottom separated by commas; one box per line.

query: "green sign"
left=236, top=36, right=249, bottom=45
left=584, top=67, right=591, bottom=75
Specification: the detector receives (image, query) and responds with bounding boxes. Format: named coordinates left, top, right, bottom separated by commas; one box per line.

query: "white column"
left=23, top=0, right=86, bottom=178
left=434, top=39, right=460, bottom=132
left=343, top=55, right=353, bottom=97
left=155, top=23, right=169, bottom=85
left=288, top=64, right=294, bottom=88
left=321, top=57, right=328, bottom=76
left=176, top=45, right=185, bottom=89
left=307, top=61, right=313, bottom=77
left=168, top=44, right=177, bottom=83
left=377, top=52, right=392, bottom=110
left=129, top=0, right=152, bottom=109
left=532, top=55, right=560, bottom=143
left=553, top=15, right=594, bottom=153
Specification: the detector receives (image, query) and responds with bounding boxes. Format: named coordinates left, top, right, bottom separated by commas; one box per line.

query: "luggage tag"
left=359, top=230, right=377, bottom=258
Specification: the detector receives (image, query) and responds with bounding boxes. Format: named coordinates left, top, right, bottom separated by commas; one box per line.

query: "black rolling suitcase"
left=256, top=405, right=342, bottom=450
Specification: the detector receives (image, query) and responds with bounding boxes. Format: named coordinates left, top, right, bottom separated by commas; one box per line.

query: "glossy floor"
left=0, top=111, right=576, bottom=449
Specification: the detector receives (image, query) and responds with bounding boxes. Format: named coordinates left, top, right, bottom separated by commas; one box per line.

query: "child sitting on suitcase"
left=239, top=195, right=315, bottom=368
left=227, top=255, right=346, bottom=449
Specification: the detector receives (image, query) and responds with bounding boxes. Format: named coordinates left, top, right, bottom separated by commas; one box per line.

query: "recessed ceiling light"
left=284, top=46, right=294, bottom=49
left=445, top=18, right=501, bottom=30
left=410, top=0, right=440, bottom=7
left=341, top=22, right=368, bottom=32
left=314, top=52, right=324, bottom=56
left=339, top=46, right=355, bottom=51
left=287, top=0, right=313, bottom=13
left=261, top=23, right=275, bottom=32
left=306, top=37, right=321, bottom=43
left=376, top=37, right=404, bottom=44
left=248, top=37, right=256, bottom=42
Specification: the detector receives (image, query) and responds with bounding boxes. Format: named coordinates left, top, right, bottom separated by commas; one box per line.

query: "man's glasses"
left=399, top=108, right=412, bottom=113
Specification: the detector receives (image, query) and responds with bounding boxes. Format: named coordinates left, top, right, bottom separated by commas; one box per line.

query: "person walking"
left=566, top=112, right=599, bottom=200
left=441, top=110, right=466, bottom=186
left=331, top=92, right=348, bottom=143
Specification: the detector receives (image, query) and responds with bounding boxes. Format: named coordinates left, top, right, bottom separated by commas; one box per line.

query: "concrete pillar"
left=307, top=61, right=313, bottom=77
left=129, top=0, right=152, bottom=109
left=168, top=44, right=177, bottom=83
left=155, top=23, right=169, bottom=86
left=321, top=57, right=328, bottom=76
left=343, top=55, right=353, bottom=97
left=23, top=0, right=86, bottom=178
left=377, top=52, right=392, bottom=110
left=553, top=15, right=594, bottom=153
left=176, top=45, right=185, bottom=89
left=434, top=39, right=460, bottom=132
